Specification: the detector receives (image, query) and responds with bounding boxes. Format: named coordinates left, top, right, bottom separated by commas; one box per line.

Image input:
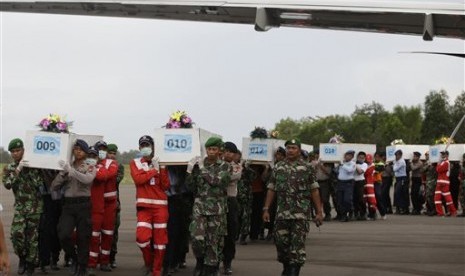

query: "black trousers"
left=410, top=177, right=423, bottom=212
left=381, top=177, right=393, bottom=212
left=164, top=193, right=193, bottom=269
left=58, top=198, right=92, bottom=268
left=353, top=180, right=367, bottom=217
left=250, top=192, right=265, bottom=240
left=223, top=197, right=239, bottom=263
left=39, top=195, right=62, bottom=266
left=318, top=180, right=332, bottom=216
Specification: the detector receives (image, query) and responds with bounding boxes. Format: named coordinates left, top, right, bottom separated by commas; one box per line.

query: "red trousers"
left=364, top=183, right=378, bottom=214
left=434, top=183, right=457, bottom=216
left=136, top=207, right=169, bottom=276
left=100, top=199, right=117, bottom=265
left=89, top=212, right=104, bottom=268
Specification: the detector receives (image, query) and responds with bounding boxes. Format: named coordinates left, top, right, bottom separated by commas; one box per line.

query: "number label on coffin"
left=323, top=145, right=338, bottom=156
left=164, top=134, right=193, bottom=153
left=33, top=136, right=61, bottom=156
left=248, top=143, right=268, bottom=158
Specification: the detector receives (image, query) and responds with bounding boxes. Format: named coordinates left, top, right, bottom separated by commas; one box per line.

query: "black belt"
left=63, top=197, right=90, bottom=204
left=339, top=179, right=354, bottom=183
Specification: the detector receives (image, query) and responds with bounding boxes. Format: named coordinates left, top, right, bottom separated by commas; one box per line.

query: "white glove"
left=187, top=156, right=200, bottom=173
left=267, top=161, right=274, bottom=169
left=16, top=160, right=29, bottom=173
left=244, top=159, right=252, bottom=168
left=198, top=157, right=205, bottom=170
left=58, top=160, right=71, bottom=173
left=152, top=156, right=160, bottom=171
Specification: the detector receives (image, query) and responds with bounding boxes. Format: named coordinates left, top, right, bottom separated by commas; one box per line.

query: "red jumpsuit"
left=88, top=161, right=113, bottom=268
left=100, top=159, right=119, bottom=265
left=364, top=164, right=378, bottom=216
left=435, top=158, right=457, bottom=216
left=130, top=157, right=170, bottom=276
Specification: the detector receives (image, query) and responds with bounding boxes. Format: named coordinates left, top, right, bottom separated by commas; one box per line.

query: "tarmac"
left=0, top=184, right=464, bottom=276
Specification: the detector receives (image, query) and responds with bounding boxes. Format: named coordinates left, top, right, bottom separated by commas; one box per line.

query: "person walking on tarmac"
left=130, top=135, right=170, bottom=276
left=186, top=137, right=231, bottom=276
left=3, top=138, right=43, bottom=276
left=263, top=139, right=323, bottom=276
left=94, top=141, right=119, bottom=272
left=51, top=139, right=96, bottom=276
left=435, top=151, right=457, bottom=217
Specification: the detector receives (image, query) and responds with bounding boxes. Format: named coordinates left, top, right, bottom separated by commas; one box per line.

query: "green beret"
left=107, top=144, right=118, bottom=153
left=205, top=137, right=224, bottom=148
left=8, top=138, right=24, bottom=151
left=285, top=138, right=301, bottom=148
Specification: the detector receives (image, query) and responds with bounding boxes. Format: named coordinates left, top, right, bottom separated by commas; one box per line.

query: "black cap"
left=74, top=139, right=89, bottom=154
left=357, top=151, right=366, bottom=157
left=88, top=146, right=98, bottom=156
left=395, top=150, right=403, bottom=155
left=276, top=147, right=286, bottom=156
left=345, top=150, right=355, bottom=156
left=440, top=150, right=449, bottom=155
left=94, top=140, right=108, bottom=150
left=301, top=150, right=309, bottom=159
left=224, top=142, right=238, bottom=153
left=413, top=151, right=421, bottom=157
left=139, top=135, right=154, bottom=146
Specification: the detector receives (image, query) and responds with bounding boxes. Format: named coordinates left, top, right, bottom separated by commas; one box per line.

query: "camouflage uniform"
left=237, top=167, right=255, bottom=237
left=267, top=159, right=319, bottom=266
left=423, top=161, right=438, bottom=214
left=2, top=163, right=44, bottom=266
left=186, top=158, right=231, bottom=267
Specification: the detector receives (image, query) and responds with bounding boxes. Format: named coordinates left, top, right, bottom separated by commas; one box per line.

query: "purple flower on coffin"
left=40, top=119, right=50, bottom=130
left=182, top=116, right=192, bottom=125
left=56, top=122, right=67, bottom=131
left=171, top=121, right=181, bottom=129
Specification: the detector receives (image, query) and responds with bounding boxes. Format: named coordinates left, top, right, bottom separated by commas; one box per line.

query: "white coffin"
left=23, top=130, right=103, bottom=170
left=301, top=144, right=314, bottom=153
left=429, top=144, right=465, bottom=163
left=154, top=128, right=221, bottom=165
left=386, top=145, right=429, bottom=162
left=242, top=138, right=276, bottom=163
left=319, top=143, right=376, bottom=162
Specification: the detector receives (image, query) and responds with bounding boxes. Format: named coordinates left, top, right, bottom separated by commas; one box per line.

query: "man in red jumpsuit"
left=94, top=141, right=119, bottom=272
left=363, top=154, right=378, bottom=220
left=130, top=135, right=170, bottom=276
left=435, top=151, right=457, bottom=217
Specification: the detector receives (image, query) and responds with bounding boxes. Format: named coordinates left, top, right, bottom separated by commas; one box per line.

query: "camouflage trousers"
left=425, top=182, right=437, bottom=212
left=237, top=198, right=252, bottom=236
left=11, top=211, right=41, bottom=265
left=190, top=214, right=226, bottom=266
left=274, top=219, right=309, bottom=266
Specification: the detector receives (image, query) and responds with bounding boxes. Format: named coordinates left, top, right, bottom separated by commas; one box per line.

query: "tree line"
left=273, top=90, right=465, bottom=150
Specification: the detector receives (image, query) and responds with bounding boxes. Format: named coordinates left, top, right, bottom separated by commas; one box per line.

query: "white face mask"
left=86, top=158, right=97, bottom=166
left=140, top=147, right=153, bottom=157
left=98, top=150, right=107, bottom=160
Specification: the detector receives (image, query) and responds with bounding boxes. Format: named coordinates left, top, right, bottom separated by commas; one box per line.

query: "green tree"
left=392, top=105, right=423, bottom=144
left=274, top=118, right=303, bottom=141
left=421, top=90, right=453, bottom=144
left=451, top=91, right=465, bottom=143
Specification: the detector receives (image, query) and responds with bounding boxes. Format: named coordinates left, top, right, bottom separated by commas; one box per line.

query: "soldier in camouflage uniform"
left=186, top=137, right=231, bottom=276
left=237, top=153, right=256, bottom=245
left=422, top=152, right=438, bottom=216
left=263, top=139, right=323, bottom=276
left=2, top=138, right=43, bottom=276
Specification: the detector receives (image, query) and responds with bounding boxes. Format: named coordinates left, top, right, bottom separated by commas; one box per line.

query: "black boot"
left=288, top=265, right=301, bottom=276
left=18, top=258, right=27, bottom=275
left=75, top=266, right=88, bottom=276
left=193, top=258, right=203, bottom=276
left=239, top=234, right=247, bottom=245
left=203, top=265, right=218, bottom=276
left=25, top=262, right=35, bottom=276
left=281, top=263, right=290, bottom=276
left=223, top=260, right=232, bottom=275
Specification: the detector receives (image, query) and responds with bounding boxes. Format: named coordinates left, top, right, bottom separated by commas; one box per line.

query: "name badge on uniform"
left=150, top=177, right=156, bottom=186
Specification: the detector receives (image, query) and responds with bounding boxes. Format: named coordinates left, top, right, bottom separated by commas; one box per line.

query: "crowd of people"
left=1, top=135, right=464, bottom=276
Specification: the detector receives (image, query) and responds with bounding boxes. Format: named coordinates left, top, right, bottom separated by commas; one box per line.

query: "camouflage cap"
left=205, top=137, right=224, bottom=148
left=8, top=138, right=23, bottom=151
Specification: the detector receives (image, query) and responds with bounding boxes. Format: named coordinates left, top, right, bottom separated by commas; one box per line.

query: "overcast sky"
left=1, top=3, right=464, bottom=152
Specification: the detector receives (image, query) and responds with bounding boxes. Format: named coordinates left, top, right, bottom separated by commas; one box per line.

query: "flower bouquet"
left=38, top=114, right=72, bottom=133
left=390, top=139, right=406, bottom=146
left=329, top=134, right=344, bottom=144
left=434, top=136, right=454, bottom=145
left=166, top=111, right=194, bottom=129
left=250, top=127, right=269, bottom=139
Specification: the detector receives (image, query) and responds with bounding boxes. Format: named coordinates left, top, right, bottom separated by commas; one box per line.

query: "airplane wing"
left=0, top=0, right=464, bottom=40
